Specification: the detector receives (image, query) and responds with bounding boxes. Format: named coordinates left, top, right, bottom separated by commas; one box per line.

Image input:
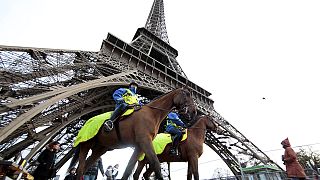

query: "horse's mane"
left=187, top=114, right=212, bottom=128
left=146, top=88, right=183, bottom=106
left=149, top=88, right=179, bottom=101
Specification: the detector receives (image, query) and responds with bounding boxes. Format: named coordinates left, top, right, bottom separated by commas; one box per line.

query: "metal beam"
left=0, top=70, right=136, bottom=143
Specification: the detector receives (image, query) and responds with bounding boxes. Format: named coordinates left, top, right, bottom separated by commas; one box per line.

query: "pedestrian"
left=32, top=141, right=60, bottom=180
left=83, top=157, right=104, bottom=180
left=105, top=164, right=119, bottom=180
left=112, top=164, right=119, bottom=179
left=281, top=138, right=307, bottom=180
left=64, top=167, right=76, bottom=180
left=105, top=165, right=113, bottom=180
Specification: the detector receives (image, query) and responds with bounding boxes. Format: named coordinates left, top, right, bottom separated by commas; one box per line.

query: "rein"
left=143, top=104, right=173, bottom=112
left=144, top=104, right=192, bottom=114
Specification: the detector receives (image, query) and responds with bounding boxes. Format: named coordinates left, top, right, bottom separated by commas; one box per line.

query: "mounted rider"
left=165, top=111, right=186, bottom=156
left=104, top=81, right=141, bottom=131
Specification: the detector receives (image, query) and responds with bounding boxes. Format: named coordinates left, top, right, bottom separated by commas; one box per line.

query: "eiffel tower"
left=0, top=0, right=282, bottom=177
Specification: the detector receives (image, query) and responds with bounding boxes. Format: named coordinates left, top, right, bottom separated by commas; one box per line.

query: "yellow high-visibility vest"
left=122, top=89, right=139, bottom=105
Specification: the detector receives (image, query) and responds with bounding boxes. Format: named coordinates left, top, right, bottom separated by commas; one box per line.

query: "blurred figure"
left=112, top=164, right=119, bottom=179
left=83, top=157, right=104, bottom=180
left=281, top=138, right=306, bottom=180
left=105, top=165, right=113, bottom=180
left=64, top=167, right=76, bottom=180
left=105, top=164, right=119, bottom=180
left=32, top=141, right=60, bottom=180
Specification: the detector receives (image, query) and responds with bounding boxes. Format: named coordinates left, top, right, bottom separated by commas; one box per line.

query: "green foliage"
left=296, top=147, right=320, bottom=173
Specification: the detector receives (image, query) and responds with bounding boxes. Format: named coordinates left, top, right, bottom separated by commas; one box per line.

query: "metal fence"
left=207, top=170, right=319, bottom=180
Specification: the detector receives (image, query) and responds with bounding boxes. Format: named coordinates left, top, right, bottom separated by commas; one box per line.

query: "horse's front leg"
left=133, top=160, right=145, bottom=180
left=139, top=139, right=163, bottom=180
left=84, top=144, right=107, bottom=175
left=143, top=165, right=153, bottom=180
left=187, top=164, right=192, bottom=180
left=122, top=147, right=141, bottom=180
left=187, top=156, right=199, bottom=180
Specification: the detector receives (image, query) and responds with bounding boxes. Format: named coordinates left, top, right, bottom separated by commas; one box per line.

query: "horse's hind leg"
left=76, top=142, right=92, bottom=180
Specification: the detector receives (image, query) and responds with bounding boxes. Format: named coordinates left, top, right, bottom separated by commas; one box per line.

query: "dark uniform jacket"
left=33, top=147, right=57, bottom=179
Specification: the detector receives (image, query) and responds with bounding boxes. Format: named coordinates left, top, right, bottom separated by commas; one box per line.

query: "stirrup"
left=104, top=120, right=114, bottom=132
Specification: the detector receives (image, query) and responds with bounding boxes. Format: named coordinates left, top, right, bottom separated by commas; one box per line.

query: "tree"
left=296, top=148, right=320, bottom=173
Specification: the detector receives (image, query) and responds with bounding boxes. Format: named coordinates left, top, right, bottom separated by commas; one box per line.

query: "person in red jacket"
left=281, top=138, right=307, bottom=180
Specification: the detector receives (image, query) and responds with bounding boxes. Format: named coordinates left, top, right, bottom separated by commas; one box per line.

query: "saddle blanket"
left=138, top=131, right=188, bottom=161
left=73, top=109, right=134, bottom=147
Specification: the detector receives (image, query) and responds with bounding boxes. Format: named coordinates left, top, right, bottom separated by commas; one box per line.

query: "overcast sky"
left=1, top=0, right=320, bottom=178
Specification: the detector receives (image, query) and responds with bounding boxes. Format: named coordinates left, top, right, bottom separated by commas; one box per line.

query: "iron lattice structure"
left=145, top=0, right=170, bottom=44
left=0, top=0, right=282, bottom=177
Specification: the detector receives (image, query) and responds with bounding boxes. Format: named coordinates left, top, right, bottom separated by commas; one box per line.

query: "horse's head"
left=173, top=86, right=197, bottom=122
left=206, top=116, right=224, bottom=135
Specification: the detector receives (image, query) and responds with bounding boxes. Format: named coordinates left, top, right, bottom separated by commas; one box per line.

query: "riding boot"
left=104, top=103, right=127, bottom=131
left=169, top=136, right=180, bottom=156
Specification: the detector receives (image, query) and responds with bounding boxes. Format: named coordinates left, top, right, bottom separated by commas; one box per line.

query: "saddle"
left=119, top=104, right=142, bottom=119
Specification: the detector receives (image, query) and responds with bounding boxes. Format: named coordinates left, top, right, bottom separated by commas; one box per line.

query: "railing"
left=206, top=170, right=319, bottom=180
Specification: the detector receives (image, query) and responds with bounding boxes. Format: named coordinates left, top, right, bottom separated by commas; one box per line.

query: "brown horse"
left=76, top=87, right=196, bottom=180
left=133, top=115, right=224, bottom=180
